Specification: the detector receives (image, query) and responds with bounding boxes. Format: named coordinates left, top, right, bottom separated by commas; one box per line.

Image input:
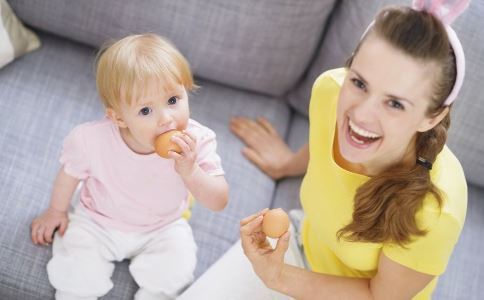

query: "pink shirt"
left=60, top=118, right=224, bottom=232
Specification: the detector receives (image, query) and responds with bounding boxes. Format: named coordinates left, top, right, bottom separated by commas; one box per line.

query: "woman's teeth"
left=348, top=120, right=381, bottom=144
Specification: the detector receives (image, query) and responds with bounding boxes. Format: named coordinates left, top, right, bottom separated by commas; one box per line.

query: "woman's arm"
left=272, top=254, right=433, bottom=300
left=230, top=116, right=309, bottom=180
left=240, top=210, right=434, bottom=300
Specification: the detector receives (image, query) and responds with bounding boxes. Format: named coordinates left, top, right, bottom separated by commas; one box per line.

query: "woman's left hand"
left=240, top=209, right=291, bottom=288
left=169, top=130, right=198, bottom=177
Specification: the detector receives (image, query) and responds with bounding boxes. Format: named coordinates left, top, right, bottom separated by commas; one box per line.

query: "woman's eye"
left=168, top=96, right=178, bottom=105
left=139, top=107, right=152, bottom=116
left=388, top=99, right=405, bottom=110
left=351, top=78, right=366, bottom=90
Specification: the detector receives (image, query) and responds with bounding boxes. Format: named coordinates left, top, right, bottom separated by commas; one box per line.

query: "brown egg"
left=155, top=130, right=182, bottom=158
left=262, top=208, right=289, bottom=238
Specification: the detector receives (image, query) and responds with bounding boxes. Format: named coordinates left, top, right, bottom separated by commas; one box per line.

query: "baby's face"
left=115, top=82, right=190, bottom=154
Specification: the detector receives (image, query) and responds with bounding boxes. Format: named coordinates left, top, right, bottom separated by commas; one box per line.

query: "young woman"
left=232, top=1, right=468, bottom=299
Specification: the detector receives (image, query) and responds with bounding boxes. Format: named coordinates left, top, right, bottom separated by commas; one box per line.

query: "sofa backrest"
left=287, top=0, right=484, bottom=188
left=8, top=0, right=336, bottom=97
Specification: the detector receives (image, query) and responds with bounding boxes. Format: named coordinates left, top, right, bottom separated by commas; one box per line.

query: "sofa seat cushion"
left=0, top=30, right=292, bottom=299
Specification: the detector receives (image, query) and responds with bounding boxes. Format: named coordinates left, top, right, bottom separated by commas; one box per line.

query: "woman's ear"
left=106, top=107, right=128, bottom=128
left=417, top=106, right=449, bottom=132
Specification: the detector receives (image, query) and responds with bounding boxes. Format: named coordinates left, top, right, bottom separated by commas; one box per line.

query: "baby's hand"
left=168, top=130, right=198, bottom=177
left=31, top=207, right=68, bottom=245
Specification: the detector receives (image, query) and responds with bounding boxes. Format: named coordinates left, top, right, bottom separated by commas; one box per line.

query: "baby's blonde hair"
left=96, top=33, right=196, bottom=111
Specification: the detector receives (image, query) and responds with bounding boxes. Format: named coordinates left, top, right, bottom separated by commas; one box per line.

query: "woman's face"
left=336, top=34, right=441, bottom=175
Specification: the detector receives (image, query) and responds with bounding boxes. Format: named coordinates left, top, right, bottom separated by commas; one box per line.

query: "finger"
left=182, top=130, right=197, bottom=144
left=171, top=136, right=190, bottom=154
left=31, top=224, right=38, bottom=244
left=240, top=208, right=269, bottom=226
left=167, top=151, right=183, bottom=160
left=244, top=118, right=268, bottom=136
left=179, top=132, right=196, bottom=152
left=230, top=118, right=250, bottom=138
left=257, top=117, right=277, bottom=135
left=240, top=214, right=265, bottom=238
left=59, top=220, right=68, bottom=236
left=36, top=227, right=45, bottom=245
left=231, top=117, right=264, bottom=136
left=44, top=227, right=55, bottom=244
left=242, top=147, right=266, bottom=170
left=240, top=215, right=264, bottom=253
left=273, top=231, right=290, bottom=261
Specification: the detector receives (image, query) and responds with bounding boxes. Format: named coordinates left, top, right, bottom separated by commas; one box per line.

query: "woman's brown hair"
left=338, top=6, right=457, bottom=246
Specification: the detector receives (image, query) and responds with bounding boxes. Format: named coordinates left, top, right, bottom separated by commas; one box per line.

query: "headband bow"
left=412, top=0, right=469, bottom=106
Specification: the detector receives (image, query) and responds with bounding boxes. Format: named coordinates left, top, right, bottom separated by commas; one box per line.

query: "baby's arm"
left=31, top=167, right=80, bottom=245
left=169, top=131, right=228, bottom=211
left=182, top=169, right=228, bottom=211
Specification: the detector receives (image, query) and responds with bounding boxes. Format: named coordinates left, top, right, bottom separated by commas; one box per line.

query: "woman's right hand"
left=31, top=207, right=68, bottom=245
left=230, top=116, right=295, bottom=180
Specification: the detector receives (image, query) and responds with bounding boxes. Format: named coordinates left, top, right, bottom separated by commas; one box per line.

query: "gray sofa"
left=0, top=0, right=482, bottom=299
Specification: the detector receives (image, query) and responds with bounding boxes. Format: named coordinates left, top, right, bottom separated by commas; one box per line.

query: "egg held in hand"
left=155, top=130, right=182, bottom=158
left=262, top=208, right=290, bottom=238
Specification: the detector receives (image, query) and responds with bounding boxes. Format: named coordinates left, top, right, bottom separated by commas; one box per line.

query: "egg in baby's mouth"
left=348, top=119, right=382, bottom=145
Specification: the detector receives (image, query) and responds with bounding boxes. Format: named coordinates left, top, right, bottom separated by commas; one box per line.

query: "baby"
left=31, top=33, right=229, bottom=300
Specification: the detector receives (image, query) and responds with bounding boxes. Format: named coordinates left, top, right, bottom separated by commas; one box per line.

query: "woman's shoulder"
left=313, top=68, right=347, bottom=90
left=423, top=145, right=467, bottom=225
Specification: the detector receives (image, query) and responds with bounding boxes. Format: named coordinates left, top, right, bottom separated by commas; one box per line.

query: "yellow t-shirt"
left=300, top=68, right=467, bottom=299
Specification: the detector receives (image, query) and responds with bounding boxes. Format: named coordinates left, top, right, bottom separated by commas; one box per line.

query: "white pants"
left=177, top=224, right=306, bottom=300
left=47, top=207, right=197, bottom=300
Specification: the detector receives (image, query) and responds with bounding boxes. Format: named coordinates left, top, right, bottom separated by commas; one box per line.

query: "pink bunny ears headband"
left=413, top=0, right=469, bottom=106
left=363, top=0, right=470, bottom=106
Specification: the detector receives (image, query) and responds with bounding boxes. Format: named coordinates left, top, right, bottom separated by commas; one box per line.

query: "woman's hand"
left=230, top=116, right=295, bottom=180
left=240, top=209, right=291, bottom=288
left=169, top=130, right=198, bottom=177
left=31, top=207, right=68, bottom=245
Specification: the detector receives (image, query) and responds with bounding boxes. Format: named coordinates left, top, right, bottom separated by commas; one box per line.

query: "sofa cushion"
left=8, top=0, right=336, bottom=97
left=287, top=0, right=484, bottom=188
left=433, top=184, right=484, bottom=299
left=445, top=2, right=484, bottom=187
left=0, top=0, right=39, bottom=68
left=0, top=31, right=292, bottom=298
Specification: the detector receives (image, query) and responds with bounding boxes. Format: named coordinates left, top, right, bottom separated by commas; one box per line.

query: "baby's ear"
left=106, top=107, right=128, bottom=128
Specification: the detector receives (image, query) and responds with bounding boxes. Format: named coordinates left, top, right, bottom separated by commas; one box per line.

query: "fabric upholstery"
left=8, top=0, right=336, bottom=97
left=271, top=113, right=308, bottom=211
left=444, top=1, right=484, bottom=187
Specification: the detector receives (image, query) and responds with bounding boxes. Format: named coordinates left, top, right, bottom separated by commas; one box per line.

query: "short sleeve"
left=382, top=210, right=463, bottom=276
left=59, top=125, right=90, bottom=180
left=194, top=127, right=224, bottom=176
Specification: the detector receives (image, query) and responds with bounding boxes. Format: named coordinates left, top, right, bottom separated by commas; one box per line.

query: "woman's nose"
left=353, top=95, right=379, bottom=121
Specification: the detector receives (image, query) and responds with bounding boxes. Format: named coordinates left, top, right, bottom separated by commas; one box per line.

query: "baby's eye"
left=139, top=107, right=152, bottom=116
left=168, top=96, right=178, bottom=105
left=351, top=78, right=366, bottom=90
left=388, top=99, right=405, bottom=111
